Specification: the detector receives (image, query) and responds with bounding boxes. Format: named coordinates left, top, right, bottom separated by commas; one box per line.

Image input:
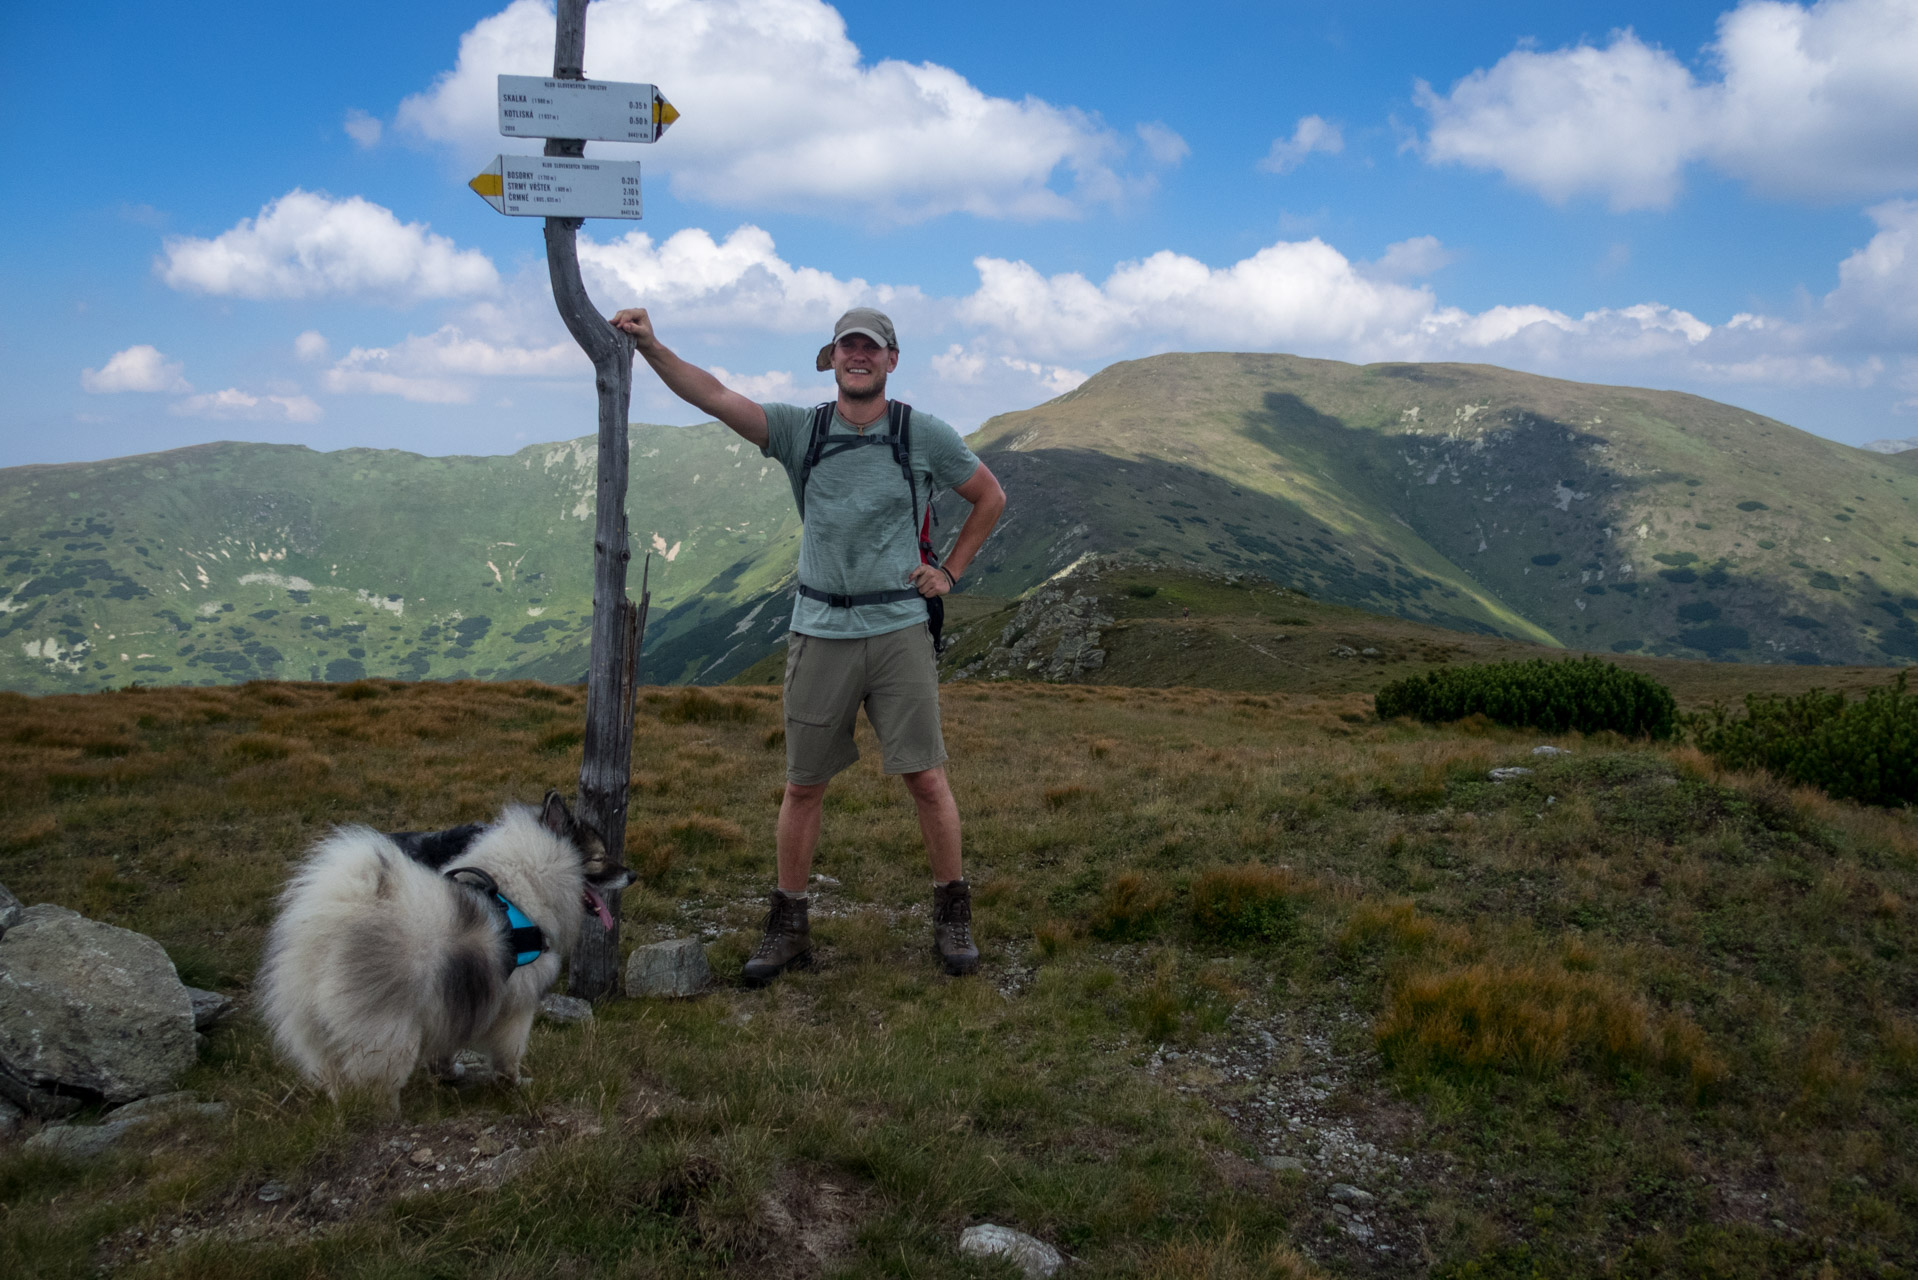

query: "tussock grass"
left=1376, top=960, right=1727, bottom=1091
left=1, top=678, right=1915, bottom=1275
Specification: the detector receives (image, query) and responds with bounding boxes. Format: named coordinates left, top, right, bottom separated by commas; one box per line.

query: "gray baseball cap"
left=815, top=307, right=897, bottom=371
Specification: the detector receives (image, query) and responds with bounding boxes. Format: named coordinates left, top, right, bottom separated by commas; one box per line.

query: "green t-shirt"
left=761, top=401, right=981, bottom=639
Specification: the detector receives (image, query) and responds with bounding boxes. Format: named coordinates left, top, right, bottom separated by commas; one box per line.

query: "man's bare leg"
left=901, top=766, right=963, bottom=883
left=776, top=781, right=828, bottom=893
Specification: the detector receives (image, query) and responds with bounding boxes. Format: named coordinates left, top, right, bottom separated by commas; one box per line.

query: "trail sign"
left=498, top=74, right=680, bottom=144
left=468, top=155, right=643, bottom=219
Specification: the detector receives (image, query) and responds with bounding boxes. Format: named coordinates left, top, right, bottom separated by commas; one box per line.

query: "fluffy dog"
left=258, top=790, right=632, bottom=1107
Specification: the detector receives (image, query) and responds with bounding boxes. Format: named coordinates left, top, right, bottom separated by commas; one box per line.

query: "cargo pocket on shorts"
left=782, top=634, right=838, bottom=729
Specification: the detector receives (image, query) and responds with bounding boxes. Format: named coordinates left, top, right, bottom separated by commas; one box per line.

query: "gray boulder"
left=0, top=883, right=23, bottom=936
left=0, top=1095, right=21, bottom=1141
left=0, top=905, right=198, bottom=1117
left=624, top=938, right=711, bottom=998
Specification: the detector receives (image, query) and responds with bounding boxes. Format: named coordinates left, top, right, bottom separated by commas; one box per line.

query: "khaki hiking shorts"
left=782, top=625, right=947, bottom=785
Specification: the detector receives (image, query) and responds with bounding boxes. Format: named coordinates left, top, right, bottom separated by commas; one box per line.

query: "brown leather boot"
left=742, top=889, right=812, bottom=988
left=932, top=880, right=979, bottom=976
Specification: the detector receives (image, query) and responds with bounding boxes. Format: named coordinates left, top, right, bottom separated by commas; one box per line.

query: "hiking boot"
left=932, top=880, right=979, bottom=976
left=742, top=889, right=812, bottom=988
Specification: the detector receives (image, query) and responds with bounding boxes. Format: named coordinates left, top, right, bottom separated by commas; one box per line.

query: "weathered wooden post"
left=548, top=0, right=631, bottom=1000
left=465, top=0, right=677, bottom=997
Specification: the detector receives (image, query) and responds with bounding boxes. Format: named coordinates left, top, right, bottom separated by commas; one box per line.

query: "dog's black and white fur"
left=258, top=790, right=632, bottom=1107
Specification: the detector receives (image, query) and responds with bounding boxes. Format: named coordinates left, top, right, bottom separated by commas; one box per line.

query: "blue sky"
left=5, top=0, right=1918, bottom=469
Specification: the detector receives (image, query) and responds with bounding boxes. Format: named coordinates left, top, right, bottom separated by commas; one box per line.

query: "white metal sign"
left=468, top=155, right=643, bottom=219
left=497, top=74, right=679, bottom=144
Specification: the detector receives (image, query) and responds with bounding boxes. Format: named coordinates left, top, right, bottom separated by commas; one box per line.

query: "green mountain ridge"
left=0, top=425, right=799, bottom=695
left=5, top=352, right=1915, bottom=695
left=951, top=353, right=1918, bottom=666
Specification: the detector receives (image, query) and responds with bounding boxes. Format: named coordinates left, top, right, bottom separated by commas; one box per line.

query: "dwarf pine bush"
left=1374, top=656, right=1677, bottom=739
left=1689, top=672, right=1917, bottom=807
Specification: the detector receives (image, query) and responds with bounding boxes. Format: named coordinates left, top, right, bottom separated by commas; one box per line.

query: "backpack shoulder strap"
left=887, top=402, right=940, bottom=565
left=794, top=401, right=836, bottom=521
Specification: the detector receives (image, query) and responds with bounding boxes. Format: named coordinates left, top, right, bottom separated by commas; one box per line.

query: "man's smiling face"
left=831, top=333, right=898, bottom=401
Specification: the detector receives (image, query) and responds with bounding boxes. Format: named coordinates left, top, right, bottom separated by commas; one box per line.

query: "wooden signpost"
left=468, top=0, right=677, bottom=998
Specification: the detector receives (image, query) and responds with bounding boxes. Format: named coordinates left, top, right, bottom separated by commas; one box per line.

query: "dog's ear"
left=538, top=789, right=574, bottom=840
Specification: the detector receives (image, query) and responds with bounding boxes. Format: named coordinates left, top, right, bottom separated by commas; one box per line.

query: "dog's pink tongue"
left=583, top=886, right=615, bottom=931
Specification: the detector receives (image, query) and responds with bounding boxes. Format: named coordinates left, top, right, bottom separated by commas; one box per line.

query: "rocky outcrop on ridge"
left=953, top=560, right=1115, bottom=682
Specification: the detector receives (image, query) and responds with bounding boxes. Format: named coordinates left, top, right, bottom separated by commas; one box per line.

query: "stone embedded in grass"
left=1262, top=1154, right=1305, bottom=1172
left=23, top=1091, right=224, bottom=1159
left=538, top=993, right=593, bottom=1024
left=1488, top=767, right=1534, bottom=782
left=625, top=938, right=711, bottom=998
left=184, top=987, right=234, bottom=1031
left=1329, top=1182, right=1376, bottom=1206
left=0, top=883, right=23, bottom=935
left=959, top=1224, right=1064, bottom=1278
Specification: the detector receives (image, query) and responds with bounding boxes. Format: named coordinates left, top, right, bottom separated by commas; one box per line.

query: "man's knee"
left=899, top=767, right=951, bottom=805
left=784, top=780, right=828, bottom=808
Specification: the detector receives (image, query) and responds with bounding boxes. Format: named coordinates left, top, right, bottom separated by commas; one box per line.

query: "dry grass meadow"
left=2, top=674, right=1916, bottom=1277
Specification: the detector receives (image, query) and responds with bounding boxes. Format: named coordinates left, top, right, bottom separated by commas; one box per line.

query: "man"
left=610, top=305, right=1006, bottom=985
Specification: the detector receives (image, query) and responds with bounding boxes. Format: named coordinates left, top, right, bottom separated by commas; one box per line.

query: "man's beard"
left=836, top=368, right=886, bottom=405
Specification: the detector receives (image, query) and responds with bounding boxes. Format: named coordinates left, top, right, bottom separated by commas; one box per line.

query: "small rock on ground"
left=538, top=993, right=593, bottom=1024
left=1488, top=767, right=1534, bottom=782
left=184, top=988, right=235, bottom=1031
left=24, top=1092, right=226, bottom=1159
left=1329, top=1182, right=1376, bottom=1206
left=625, top=938, right=711, bottom=998
left=959, top=1224, right=1064, bottom=1278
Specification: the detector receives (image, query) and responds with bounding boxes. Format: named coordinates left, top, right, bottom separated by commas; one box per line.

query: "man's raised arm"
left=611, top=308, right=769, bottom=450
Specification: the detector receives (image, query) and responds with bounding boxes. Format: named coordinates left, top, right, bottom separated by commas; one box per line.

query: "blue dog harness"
left=445, top=866, right=546, bottom=974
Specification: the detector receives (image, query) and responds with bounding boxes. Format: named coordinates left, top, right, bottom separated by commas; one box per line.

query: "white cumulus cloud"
left=957, top=239, right=1436, bottom=361
left=81, top=345, right=191, bottom=394
left=1419, top=0, right=1918, bottom=209
left=578, top=224, right=923, bottom=333
left=1259, top=115, right=1345, bottom=174
left=396, top=0, right=1133, bottom=222
left=710, top=366, right=825, bottom=402
left=294, top=331, right=330, bottom=362
left=158, top=190, right=499, bottom=301
left=343, top=109, right=383, bottom=148
left=171, top=389, right=322, bottom=422
left=1137, top=122, right=1191, bottom=166
left=324, top=325, right=583, bottom=404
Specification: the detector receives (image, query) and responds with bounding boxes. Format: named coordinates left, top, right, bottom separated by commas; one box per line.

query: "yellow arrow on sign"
left=655, top=95, right=679, bottom=134
left=469, top=170, right=503, bottom=198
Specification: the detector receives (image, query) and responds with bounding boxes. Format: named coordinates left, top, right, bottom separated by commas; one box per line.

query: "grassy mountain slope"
left=0, top=425, right=798, bottom=695
left=9, top=353, right=1917, bottom=696
left=951, top=354, right=1918, bottom=666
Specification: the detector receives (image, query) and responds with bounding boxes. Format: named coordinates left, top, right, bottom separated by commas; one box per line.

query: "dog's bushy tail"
left=260, top=827, right=505, bottom=1095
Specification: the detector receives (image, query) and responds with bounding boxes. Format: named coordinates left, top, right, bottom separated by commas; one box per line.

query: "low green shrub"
left=1375, top=656, right=1677, bottom=739
left=1688, top=672, right=1917, bottom=807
